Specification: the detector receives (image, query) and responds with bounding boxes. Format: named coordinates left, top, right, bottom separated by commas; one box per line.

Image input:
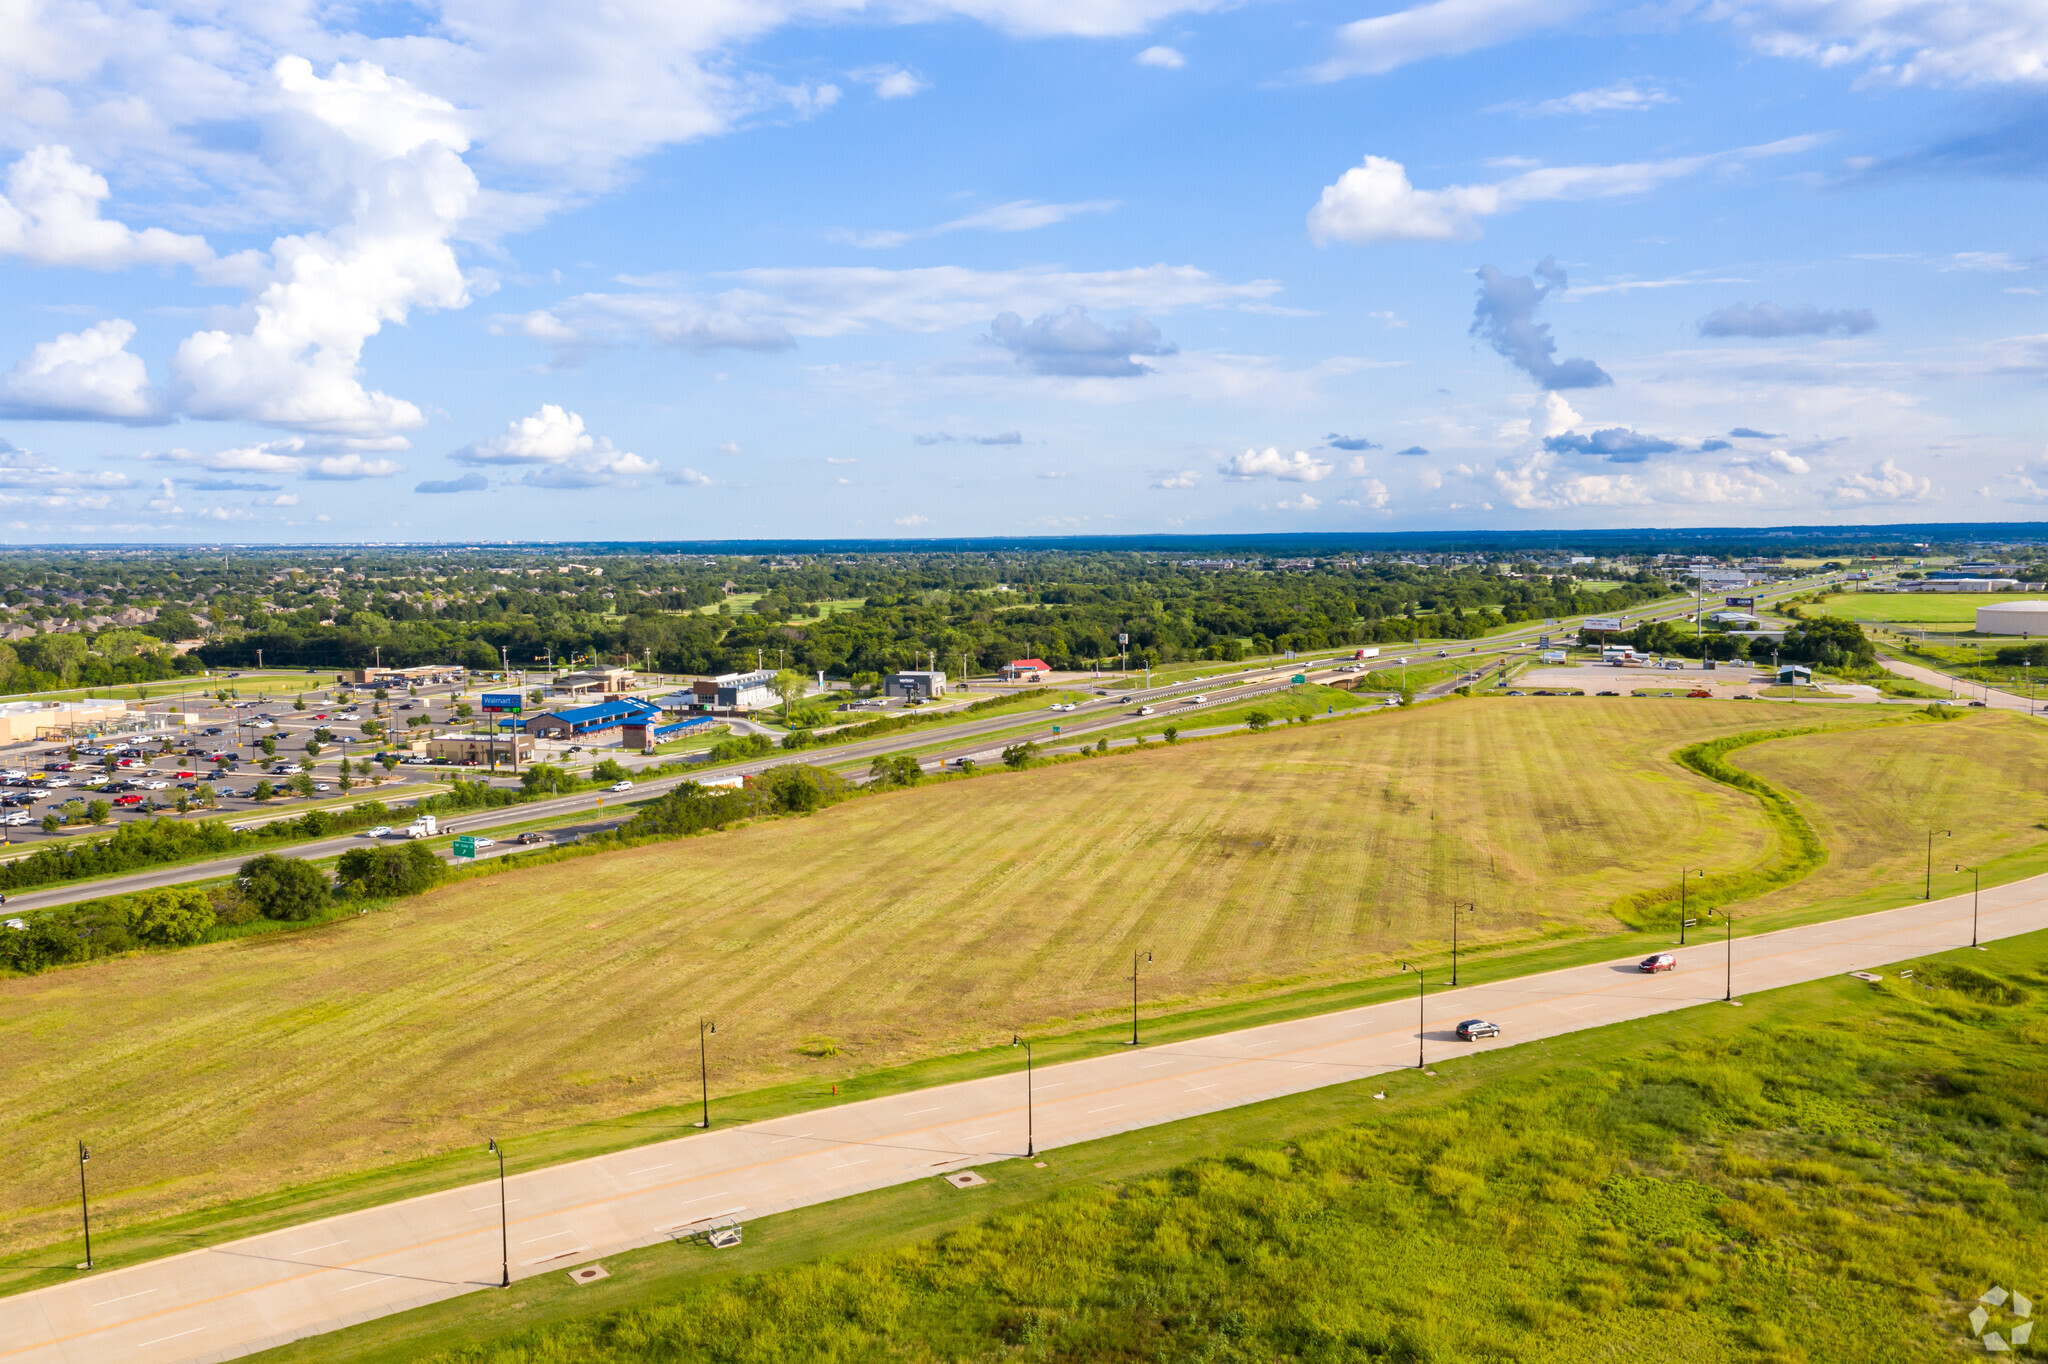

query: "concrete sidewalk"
left=2, top=874, right=2036, bottom=1364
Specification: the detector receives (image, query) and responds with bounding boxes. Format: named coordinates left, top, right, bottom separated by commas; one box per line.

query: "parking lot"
left=0, top=673, right=527, bottom=851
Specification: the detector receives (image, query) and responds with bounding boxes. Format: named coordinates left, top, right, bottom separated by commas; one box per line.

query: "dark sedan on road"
left=1456, top=1019, right=1501, bottom=1041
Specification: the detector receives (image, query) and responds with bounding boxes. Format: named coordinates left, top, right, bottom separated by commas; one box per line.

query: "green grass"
left=258, top=929, right=2048, bottom=1364
left=1813, top=591, right=2043, bottom=628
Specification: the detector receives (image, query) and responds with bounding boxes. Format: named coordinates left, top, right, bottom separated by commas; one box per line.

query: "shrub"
left=754, top=763, right=852, bottom=814
left=1002, top=741, right=1038, bottom=769
left=868, top=754, right=922, bottom=789
left=520, top=762, right=573, bottom=796
left=707, top=733, right=775, bottom=764
left=335, top=841, right=445, bottom=899
left=1246, top=710, right=1272, bottom=731
left=237, top=854, right=330, bottom=921
left=1162, top=725, right=1179, bottom=743
left=127, top=887, right=216, bottom=946
left=591, top=758, right=630, bottom=783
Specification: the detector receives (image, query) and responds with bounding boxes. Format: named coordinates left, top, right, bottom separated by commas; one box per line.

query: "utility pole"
left=486, top=1139, right=508, bottom=1287
left=698, top=1018, right=716, bottom=1128
left=1129, top=950, right=1151, bottom=1045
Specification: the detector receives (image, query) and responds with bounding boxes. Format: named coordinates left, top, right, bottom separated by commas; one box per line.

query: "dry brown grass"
left=0, top=698, right=1906, bottom=1249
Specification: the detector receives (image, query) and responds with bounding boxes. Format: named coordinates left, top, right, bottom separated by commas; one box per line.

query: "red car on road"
left=1640, top=952, right=1678, bottom=973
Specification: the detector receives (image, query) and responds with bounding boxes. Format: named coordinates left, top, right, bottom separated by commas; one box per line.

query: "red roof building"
left=1001, top=658, right=1051, bottom=679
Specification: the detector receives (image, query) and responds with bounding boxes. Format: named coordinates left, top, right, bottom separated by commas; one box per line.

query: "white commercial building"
left=1976, top=600, right=2048, bottom=636
left=713, top=670, right=778, bottom=710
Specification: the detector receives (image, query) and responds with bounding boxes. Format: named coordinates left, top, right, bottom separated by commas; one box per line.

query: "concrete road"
left=1, top=873, right=2031, bottom=1364
left=1876, top=653, right=2040, bottom=713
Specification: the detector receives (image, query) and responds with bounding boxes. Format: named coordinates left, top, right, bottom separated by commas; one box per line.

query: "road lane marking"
left=960, top=1130, right=1003, bottom=1141
left=466, top=1199, right=521, bottom=1212
left=678, top=1192, right=732, bottom=1205
left=136, top=1328, right=205, bottom=1348
left=92, top=1290, right=158, bottom=1307
left=290, top=1241, right=346, bottom=1255
left=904, top=1107, right=942, bottom=1115
left=520, top=1230, right=577, bottom=1244
left=623, top=1164, right=673, bottom=1175
left=1138, top=1060, right=1174, bottom=1069
left=1087, top=1105, right=1125, bottom=1114
left=768, top=1134, right=814, bottom=1144
left=827, top=1159, right=870, bottom=1170
left=340, top=1276, right=394, bottom=1292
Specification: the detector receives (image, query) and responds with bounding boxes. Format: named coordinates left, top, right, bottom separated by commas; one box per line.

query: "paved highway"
left=0, top=870, right=2029, bottom=1364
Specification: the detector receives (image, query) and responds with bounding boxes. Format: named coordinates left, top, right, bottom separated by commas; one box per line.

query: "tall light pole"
left=1450, top=900, right=1475, bottom=986
left=1957, top=863, right=1981, bottom=947
left=1400, top=962, right=1426, bottom=1069
left=1129, top=950, right=1151, bottom=1045
left=1926, top=828, right=1950, bottom=899
left=1707, top=909, right=1735, bottom=1002
left=76, top=1141, right=92, bottom=1270
left=485, top=1138, right=508, bottom=1287
left=1678, top=868, right=1704, bottom=944
left=698, top=1018, right=716, bottom=1128
left=1011, top=1034, right=1035, bottom=1157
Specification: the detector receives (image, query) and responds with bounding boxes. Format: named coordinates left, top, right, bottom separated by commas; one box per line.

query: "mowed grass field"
left=1737, top=709, right=2048, bottom=915
left=1814, top=590, right=2043, bottom=628
left=0, top=699, right=1810, bottom=1249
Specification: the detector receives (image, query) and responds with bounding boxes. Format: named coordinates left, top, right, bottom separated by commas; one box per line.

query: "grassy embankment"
left=271, top=930, right=2048, bottom=1363
left=3, top=704, right=2041, bottom=1287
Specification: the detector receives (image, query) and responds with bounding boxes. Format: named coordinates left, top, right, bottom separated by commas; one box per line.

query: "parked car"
left=1455, top=1019, right=1501, bottom=1041
left=113, top=794, right=145, bottom=807
left=610, top=780, right=633, bottom=792
left=1640, top=952, right=1678, bottom=973
left=0, top=812, right=30, bottom=826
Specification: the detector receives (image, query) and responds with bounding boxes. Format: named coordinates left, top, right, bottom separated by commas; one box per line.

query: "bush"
left=127, top=887, right=216, bottom=946
left=707, top=733, right=775, bottom=764
left=868, top=754, right=923, bottom=788
left=521, top=762, right=573, bottom=796
left=335, top=842, right=445, bottom=899
left=238, top=854, right=330, bottom=921
left=1246, top=710, right=1273, bottom=731
left=755, top=763, right=851, bottom=814
left=1162, top=725, right=1179, bottom=743
left=591, top=758, right=630, bottom=783
left=1002, top=741, right=1039, bottom=769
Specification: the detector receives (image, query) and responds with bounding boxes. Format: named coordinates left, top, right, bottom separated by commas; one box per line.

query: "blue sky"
left=0, top=0, right=2042, bottom=541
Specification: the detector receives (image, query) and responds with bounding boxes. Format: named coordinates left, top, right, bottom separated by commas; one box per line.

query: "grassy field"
left=265, top=930, right=2048, bottom=1363
left=1088, top=682, right=1377, bottom=743
left=1814, top=591, right=2042, bottom=628
left=0, top=699, right=1842, bottom=1256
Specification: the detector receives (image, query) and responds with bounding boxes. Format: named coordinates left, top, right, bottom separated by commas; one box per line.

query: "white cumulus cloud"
left=1828, top=457, right=1930, bottom=502
left=0, top=146, right=212, bottom=271
left=1308, top=139, right=1818, bottom=245
left=851, top=65, right=930, bottom=98
left=452, top=404, right=658, bottom=488
left=1276, top=492, right=1322, bottom=511
left=1135, top=45, right=1186, bottom=67
left=0, top=320, right=166, bottom=424
left=1220, top=448, right=1335, bottom=482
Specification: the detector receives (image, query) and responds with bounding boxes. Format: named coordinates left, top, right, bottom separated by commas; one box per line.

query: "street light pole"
left=486, top=1138, right=508, bottom=1287
left=1450, top=900, right=1475, bottom=986
left=698, top=1018, right=716, bottom=1127
left=1400, top=962, right=1425, bottom=1069
left=76, top=1141, right=92, bottom=1270
left=1129, top=950, right=1151, bottom=1045
left=1012, top=1034, right=1034, bottom=1157
left=1926, top=828, right=1950, bottom=899
left=1679, top=868, right=1703, bottom=944
left=1958, top=864, right=1981, bottom=947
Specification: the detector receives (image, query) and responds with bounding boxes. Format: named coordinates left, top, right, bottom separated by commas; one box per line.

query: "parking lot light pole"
left=1129, top=950, right=1151, bottom=1045
left=1012, top=1035, right=1034, bottom=1157
left=1450, top=900, right=1475, bottom=985
left=1926, top=828, right=1950, bottom=899
left=1400, top=962, right=1425, bottom=1069
left=698, top=1018, right=715, bottom=1128
left=1957, top=864, right=1981, bottom=947
left=486, top=1139, right=508, bottom=1287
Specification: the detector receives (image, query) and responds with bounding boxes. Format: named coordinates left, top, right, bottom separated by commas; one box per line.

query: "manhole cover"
left=567, top=1264, right=610, bottom=1285
left=944, top=1170, right=988, bottom=1188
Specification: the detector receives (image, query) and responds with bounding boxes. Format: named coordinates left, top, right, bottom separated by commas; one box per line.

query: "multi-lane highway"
left=0, top=865, right=2028, bottom=1364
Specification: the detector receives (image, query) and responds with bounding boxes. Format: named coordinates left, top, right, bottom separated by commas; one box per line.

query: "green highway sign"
left=451, top=835, right=477, bottom=858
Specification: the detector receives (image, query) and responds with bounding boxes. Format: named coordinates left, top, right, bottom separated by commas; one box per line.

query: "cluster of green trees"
left=1615, top=615, right=1875, bottom=670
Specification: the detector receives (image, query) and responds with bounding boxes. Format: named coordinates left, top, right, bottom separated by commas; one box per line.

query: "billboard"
left=1582, top=616, right=1625, bottom=633
left=1725, top=596, right=1756, bottom=609
left=480, top=692, right=523, bottom=713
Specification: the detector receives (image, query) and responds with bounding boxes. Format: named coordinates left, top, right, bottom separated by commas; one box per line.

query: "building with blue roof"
left=522, top=699, right=658, bottom=741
